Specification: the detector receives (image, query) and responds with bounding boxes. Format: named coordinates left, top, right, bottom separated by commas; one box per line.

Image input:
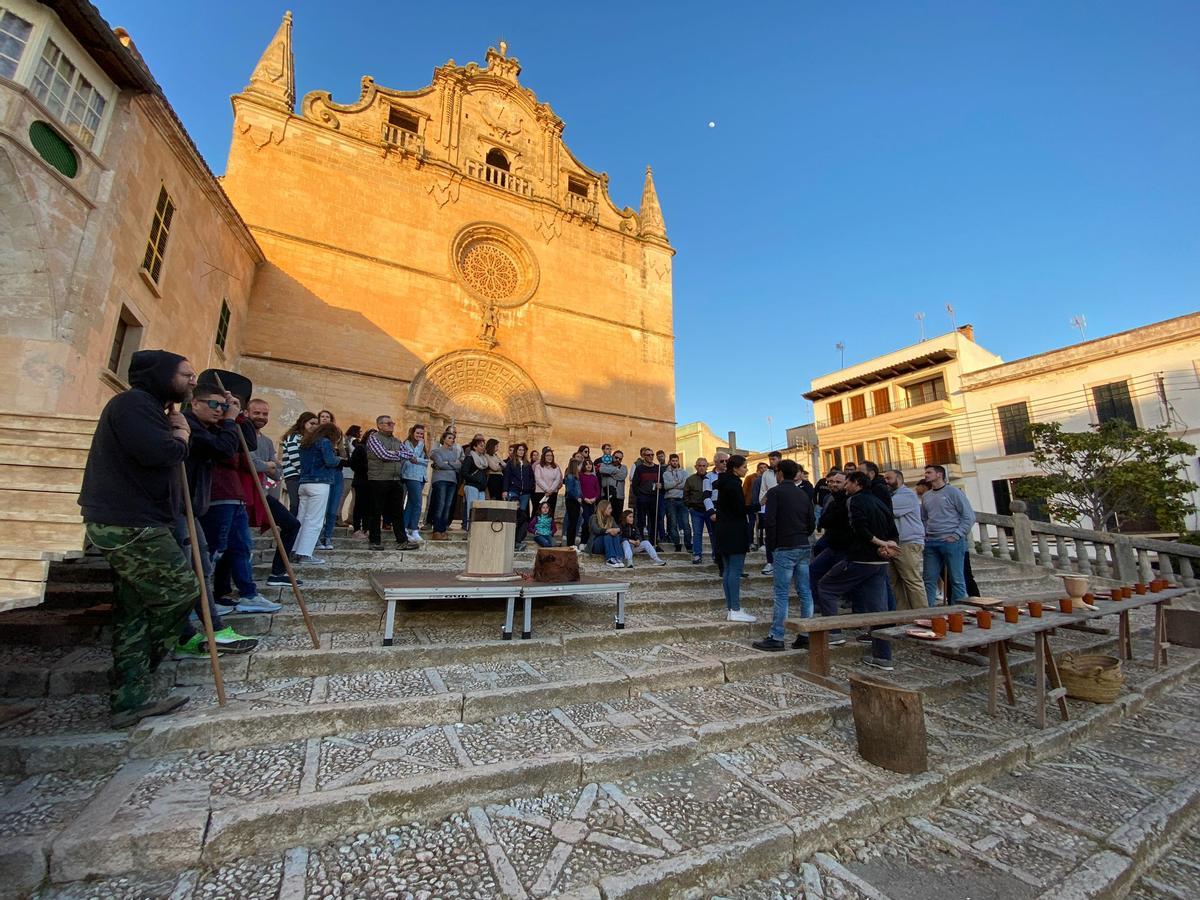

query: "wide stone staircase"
left=1, top=532, right=1198, bottom=899
left=0, top=413, right=93, bottom=612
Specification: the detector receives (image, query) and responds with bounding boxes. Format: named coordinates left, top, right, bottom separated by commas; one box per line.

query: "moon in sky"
left=707, top=121, right=716, bottom=128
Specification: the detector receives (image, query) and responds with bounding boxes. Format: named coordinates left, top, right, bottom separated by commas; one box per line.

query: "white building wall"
left=958, top=313, right=1200, bottom=531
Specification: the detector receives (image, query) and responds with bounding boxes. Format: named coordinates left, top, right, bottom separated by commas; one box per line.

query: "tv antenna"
left=1070, top=314, right=1087, bottom=341
left=915, top=311, right=926, bottom=341
left=945, top=303, right=957, bottom=330
left=835, top=341, right=845, bottom=368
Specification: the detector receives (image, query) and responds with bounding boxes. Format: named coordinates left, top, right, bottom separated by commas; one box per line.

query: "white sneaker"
left=408, top=530, right=423, bottom=543
left=606, top=558, right=625, bottom=568
left=653, top=559, right=667, bottom=566
left=727, top=609, right=757, bottom=623
left=762, top=564, right=774, bottom=576
left=296, top=555, right=327, bottom=566
left=234, top=594, right=283, bottom=614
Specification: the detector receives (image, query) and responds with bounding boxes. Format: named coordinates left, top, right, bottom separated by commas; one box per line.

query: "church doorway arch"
left=405, top=350, right=549, bottom=445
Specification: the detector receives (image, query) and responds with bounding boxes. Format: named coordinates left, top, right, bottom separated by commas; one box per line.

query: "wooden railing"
left=380, top=124, right=424, bottom=155
left=974, top=502, right=1198, bottom=586
left=466, top=160, right=533, bottom=197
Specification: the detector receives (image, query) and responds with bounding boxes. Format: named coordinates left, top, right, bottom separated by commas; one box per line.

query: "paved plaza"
left=1, top=537, right=1198, bottom=898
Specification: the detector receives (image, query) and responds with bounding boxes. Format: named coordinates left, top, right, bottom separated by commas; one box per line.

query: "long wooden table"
left=875, top=587, right=1187, bottom=727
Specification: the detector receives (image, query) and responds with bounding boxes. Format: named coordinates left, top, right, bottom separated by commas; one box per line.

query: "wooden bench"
left=784, top=605, right=973, bottom=678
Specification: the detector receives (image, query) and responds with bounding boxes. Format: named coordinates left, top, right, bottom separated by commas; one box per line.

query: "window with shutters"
left=106, top=306, right=143, bottom=384
left=28, top=120, right=77, bottom=178
left=997, top=401, right=1034, bottom=455
left=140, top=186, right=175, bottom=287
left=30, top=38, right=107, bottom=148
left=1092, top=381, right=1137, bottom=426
left=214, top=299, right=231, bottom=352
left=904, top=376, right=947, bottom=407
left=0, top=8, right=33, bottom=79
left=849, top=394, right=867, bottom=421
left=827, top=400, right=844, bottom=426
left=872, top=387, right=891, bottom=415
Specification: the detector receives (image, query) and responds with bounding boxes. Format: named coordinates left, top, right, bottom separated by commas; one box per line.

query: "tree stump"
left=1165, top=608, right=1200, bottom=649
left=849, top=673, right=928, bottom=774
left=532, top=547, right=580, bottom=583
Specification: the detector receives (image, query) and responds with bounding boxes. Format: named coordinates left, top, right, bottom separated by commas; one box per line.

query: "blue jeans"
left=819, top=560, right=892, bottom=661
left=322, top=469, right=343, bottom=543
left=507, top=492, right=531, bottom=547
left=770, top=546, right=813, bottom=640
left=403, top=479, right=424, bottom=531
left=199, top=503, right=256, bottom=598
left=690, top=509, right=715, bottom=559
left=924, top=537, right=967, bottom=606
left=810, top=548, right=847, bottom=618
left=532, top=534, right=554, bottom=548
left=429, top=481, right=457, bottom=532
left=665, top=498, right=691, bottom=548
left=590, top=533, right=622, bottom=560
left=722, top=553, right=746, bottom=610
left=463, top=485, right=485, bottom=529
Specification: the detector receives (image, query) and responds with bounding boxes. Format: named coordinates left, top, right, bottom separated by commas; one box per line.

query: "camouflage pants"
left=86, top=523, right=198, bottom=713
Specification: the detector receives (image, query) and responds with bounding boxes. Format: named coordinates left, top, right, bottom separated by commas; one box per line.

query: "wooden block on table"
left=532, top=547, right=580, bottom=583
left=849, top=674, right=928, bottom=774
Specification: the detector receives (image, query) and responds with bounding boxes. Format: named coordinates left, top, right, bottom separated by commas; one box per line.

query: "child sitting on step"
left=618, top=509, right=666, bottom=568
left=527, top=499, right=557, bottom=548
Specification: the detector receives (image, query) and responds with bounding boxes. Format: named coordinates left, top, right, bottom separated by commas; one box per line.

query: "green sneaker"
left=173, top=634, right=209, bottom=659
left=212, top=627, right=258, bottom=654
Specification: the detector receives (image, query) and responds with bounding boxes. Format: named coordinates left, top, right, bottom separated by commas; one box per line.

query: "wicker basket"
left=1059, top=653, right=1123, bottom=704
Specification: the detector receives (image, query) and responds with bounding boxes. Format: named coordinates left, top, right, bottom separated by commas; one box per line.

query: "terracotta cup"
left=1083, top=592, right=1095, bottom=604
left=1004, top=605, right=1019, bottom=624
left=1135, top=583, right=1147, bottom=595
left=948, top=612, right=964, bottom=633
left=977, top=609, right=992, bottom=629
left=1029, top=601, right=1043, bottom=618
left=1123, top=586, right=1134, bottom=599
left=932, top=616, right=948, bottom=637
left=1153, top=579, right=1167, bottom=592
left=1060, top=597, right=1073, bottom=614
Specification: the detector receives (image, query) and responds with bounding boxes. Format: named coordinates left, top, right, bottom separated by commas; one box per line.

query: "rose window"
left=460, top=243, right=520, bottom=301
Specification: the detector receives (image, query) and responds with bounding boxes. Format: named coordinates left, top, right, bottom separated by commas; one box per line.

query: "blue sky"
left=99, top=1, right=1200, bottom=450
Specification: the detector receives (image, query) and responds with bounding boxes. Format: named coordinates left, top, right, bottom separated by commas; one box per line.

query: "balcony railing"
left=466, top=160, right=533, bottom=197
left=381, top=124, right=424, bottom=155
left=564, top=191, right=597, bottom=218
left=817, top=390, right=950, bottom=429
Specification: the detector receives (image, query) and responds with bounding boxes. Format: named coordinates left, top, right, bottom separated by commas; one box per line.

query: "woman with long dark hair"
left=714, top=454, right=756, bottom=622
left=280, top=412, right=317, bottom=516
left=295, top=422, right=342, bottom=563
left=503, top=442, right=534, bottom=550
left=484, top=438, right=504, bottom=500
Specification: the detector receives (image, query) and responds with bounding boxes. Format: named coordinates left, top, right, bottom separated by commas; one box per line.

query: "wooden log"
left=1164, top=608, right=1200, bottom=649
left=532, top=547, right=581, bottom=583
left=849, top=674, right=928, bottom=774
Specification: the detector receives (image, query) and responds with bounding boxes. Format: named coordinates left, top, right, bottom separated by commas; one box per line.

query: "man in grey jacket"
left=598, top=450, right=628, bottom=514
left=884, top=469, right=926, bottom=609
left=661, top=452, right=691, bottom=552
left=921, top=464, right=975, bottom=605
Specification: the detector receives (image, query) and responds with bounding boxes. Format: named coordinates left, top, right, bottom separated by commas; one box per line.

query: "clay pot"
left=1029, top=601, right=1043, bottom=618
left=949, top=612, right=964, bottom=633
left=977, top=610, right=992, bottom=629
left=1060, top=597, right=1073, bottom=614
left=932, top=616, right=948, bottom=637
left=1004, top=606, right=1019, bottom=624
left=1135, top=583, right=1147, bottom=595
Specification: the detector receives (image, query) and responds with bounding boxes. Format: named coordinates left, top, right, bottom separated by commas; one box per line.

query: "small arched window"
left=485, top=148, right=510, bottom=171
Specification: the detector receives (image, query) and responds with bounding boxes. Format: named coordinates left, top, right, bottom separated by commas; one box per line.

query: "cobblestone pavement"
left=2, top=538, right=1197, bottom=898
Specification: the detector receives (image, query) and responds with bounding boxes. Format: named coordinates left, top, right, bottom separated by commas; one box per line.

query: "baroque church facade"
left=0, top=4, right=675, bottom=455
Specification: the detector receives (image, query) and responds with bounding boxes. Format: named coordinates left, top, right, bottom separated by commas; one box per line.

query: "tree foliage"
left=1014, top=420, right=1196, bottom=532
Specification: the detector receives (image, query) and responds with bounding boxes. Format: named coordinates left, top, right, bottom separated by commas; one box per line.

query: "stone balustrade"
left=466, top=160, right=533, bottom=197
left=564, top=191, right=597, bottom=218
left=973, top=502, right=1198, bottom=586
left=380, top=123, right=424, bottom=155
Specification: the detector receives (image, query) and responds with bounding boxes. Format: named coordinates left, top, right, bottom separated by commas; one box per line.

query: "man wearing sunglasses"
left=173, top=386, right=261, bottom=657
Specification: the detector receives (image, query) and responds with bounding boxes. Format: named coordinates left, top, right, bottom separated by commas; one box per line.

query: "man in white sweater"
left=920, top=464, right=975, bottom=605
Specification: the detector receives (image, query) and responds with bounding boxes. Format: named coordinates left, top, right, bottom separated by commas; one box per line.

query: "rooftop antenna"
left=915, top=311, right=926, bottom=341
left=835, top=341, right=845, bottom=368
left=945, top=303, right=957, bottom=330
left=767, top=415, right=774, bottom=451
left=1070, top=314, right=1087, bottom=341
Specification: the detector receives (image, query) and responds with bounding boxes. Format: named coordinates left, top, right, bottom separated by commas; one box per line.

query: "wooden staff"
left=213, top=374, right=320, bottom=649
left=175, top=438, right=226, bottom=706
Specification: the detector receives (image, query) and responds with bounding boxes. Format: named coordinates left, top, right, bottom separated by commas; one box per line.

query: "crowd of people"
left=77, top=349, right=975, bottom=728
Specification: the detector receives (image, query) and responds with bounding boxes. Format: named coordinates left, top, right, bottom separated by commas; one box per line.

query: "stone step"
left=0, top=412, right=96, bottom=435
left=0, top=443, right=88, bottom=469
left=0, top=463, right=84, bottom=493
left=26, top=638, right=1200, bottom=894
left=0, top=428, right=94, bottom=450
left=0, top=487, right=82, bottom=518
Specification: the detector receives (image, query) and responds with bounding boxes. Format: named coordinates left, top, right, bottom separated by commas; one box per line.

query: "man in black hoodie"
left=78, top=349, right=198, bottom=728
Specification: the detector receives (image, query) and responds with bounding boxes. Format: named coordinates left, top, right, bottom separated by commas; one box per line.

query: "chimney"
left=728, top=431, right=737, bottom=451
left=957, top=324, right=975, bottom=342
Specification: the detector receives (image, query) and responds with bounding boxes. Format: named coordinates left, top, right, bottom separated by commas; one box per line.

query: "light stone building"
left=223, top=15, right=676, bottom=454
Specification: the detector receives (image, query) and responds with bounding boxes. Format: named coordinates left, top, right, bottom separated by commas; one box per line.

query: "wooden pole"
left=176, top=455, right=226, bottom=706
left=213, top=374, right=320, bottom=649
